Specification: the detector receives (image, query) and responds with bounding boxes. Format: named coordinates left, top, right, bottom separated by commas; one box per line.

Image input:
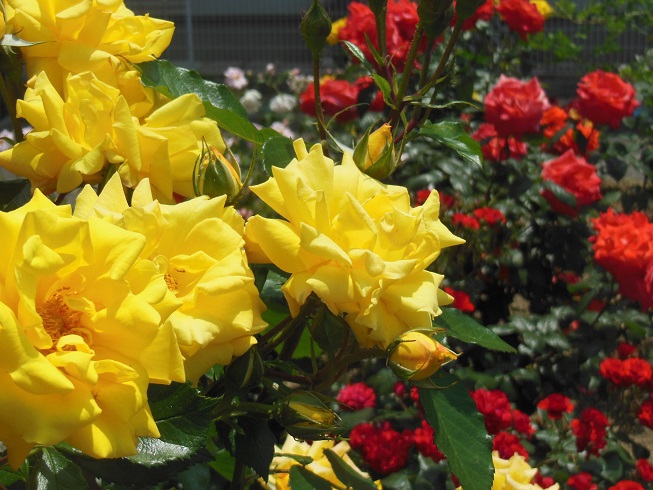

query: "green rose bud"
left=418, top=0, right=453, bottom=25
left=424, top=5, right=455, bottom=40
left=193, top=140, right=242, bottom=203
left=300, top=0, right=332, bottom=57
left=274, top=391, right=338, bottom=439
left=455, top=0, right=486, bottom=22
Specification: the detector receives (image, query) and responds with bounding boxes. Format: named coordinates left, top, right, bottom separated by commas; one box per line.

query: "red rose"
left=512, top=409, right=535, bottom=438
left=485, top=76, right=550, bottom=137
left=568, top=472, right=598, bottom=490
left=638, top=399, right=653, bottom=429
left=338, top=0, right=425, bottom=71
left=472, top=123, right=528, bottom=162
left=473, top=207, right=506, bottom=225
left=608, top=482, right=644, bottom=490
left=541, top=150, right=602, bottom=216
left=533, top=472, right=557, bottom=489
left=497, top=0, right=545, bottom=40
left=299, top=77, right=382, bottom=122
left=413, top=420, right=446, bottom=462
left=444, top=287, right=475, bottom=313
left=591, top=209, right=653, bottom=310
left=571, top=407, right=609, bottom=456
left=617, top=342, right=637, bottom=359
left=537, top=393, right=574, bottom=420
left=636, top=458, right=653, bottom=482
left=492, top=431, right=528, bottom=459
left=350, top=421, right=413, bottom=475
left=576, top=70, right=640, bottom=128
left=452, top=213, right=480, bottom=230
left=337, top=382, right=377, bottom=410
left=470, top=388, right=513, bottom=434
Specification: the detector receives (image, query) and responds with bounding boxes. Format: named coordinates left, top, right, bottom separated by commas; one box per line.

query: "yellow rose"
left=0, top=191, right=184, bottom=468
left=6, top=0, right=174, bottom=95
left=245, top=139, right=463, bottom=348
left=75, top=173, right=267, bottom=383
left=267, top=436, right=375, bottom=490
left=530, top=0, right=554, bottom=19
left=0, top=71, right=224, bottom=200
left=389, top=331, right=458, bottom=380
left=327, top=17, right=347, bottom=45
left=457, top=452, right=560, bottom=490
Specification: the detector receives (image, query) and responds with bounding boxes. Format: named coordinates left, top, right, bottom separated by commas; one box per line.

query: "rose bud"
left=274, top=391, right=339, bottom=439
left=193, top=141, right=242, bottom=203
left=389, top=331, right=458, bottom=380
left=353, top=123, right=396, bottom=179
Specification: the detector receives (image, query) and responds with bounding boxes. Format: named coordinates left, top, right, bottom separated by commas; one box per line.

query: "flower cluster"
left=0, top=0, right=224, bottom=202
left=336, top=382, right=377, bottom=410
left=537, top=393, right=574, bottom=420
left=245, top=139, right=463, bottom=348
left=600, top=357, right=653, bottom=388
left=571, top=407, right=610, bottom=456
left=540, top=106, right=600, bottom=156
left=349, top=421, right=414, bottom=475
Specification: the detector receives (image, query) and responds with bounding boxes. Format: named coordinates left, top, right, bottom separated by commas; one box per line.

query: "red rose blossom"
left=591, top=209, right=653, bottom=310
left=349, top=421, right=413, bottom=475
left=470, top=388, right=513, bottom=434
left=636, top=458, right=653, bottom=482
left=567, top=472, right=597, bottom=490
left=541, top=150, right=602, bottom=216
left=576, top=70, right=640, bottom=129
left=538, top=394, right=574, bottom=420
left=337, top=382, right=377, bottom=410
left=485, top=76, right=550, bottom=137
left=617, top=342, right=637, bottom=359
left=512, top=409, right=535, bottom=438
left=497, top=0, right=545, bottom=40
left=571, top=407, right=609, bottom=456
left=299, top=77, right=383, bottom=122
left=472, top=123, right=529, bottom=162
left=452, top=213, right=480, bottom=230
left=473, top=207, right=506, bottom=226
left=413, top=420, right=446, bottom=462
left=533, top=472, right=556, bottom=489
left=600, top=358, right=653, bottom=388
left=451, top=0, right=496, bottom=30
left=637, top=398, right=653, bottom=429
left=444, top=287, right=476, bottom=313
left=338, top=0, right=427, bottom=71
left=608, top=482, right=644, bottom=490
left=493, top=431, right=528, bottom=459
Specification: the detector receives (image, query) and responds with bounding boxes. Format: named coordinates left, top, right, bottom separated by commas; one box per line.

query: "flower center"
left=164, top=273, right=179, bottom=291
left=37, top=287, right=92, bottom=350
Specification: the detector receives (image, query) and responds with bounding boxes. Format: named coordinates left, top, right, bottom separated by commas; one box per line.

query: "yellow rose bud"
left=353, top=124, right=396, bottom=179
left=389, top=331, right=458, bottom=380
left=193, top=143, right=242, bottom=203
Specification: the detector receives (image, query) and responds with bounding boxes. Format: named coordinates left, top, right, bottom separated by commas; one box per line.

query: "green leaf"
left=0, top=462, right=27, bottom=487
left=419, top=379, right=493, bottom=490
left=28, top=447, right=87, bottom=490
left=419, top=121, right=482, bottom=167
left=0, top=179, right=31, bottom=212
left=136, top=60, right=271, bottom=145
left=341, top=40, right=375, bottom=74
left=208, top=449, right=236, bottom=481
left=541, top=181, right=577, bottom=207
left=324, top=449, right=377, bottom=490
left=234, top=417, right=276, bottom=480
left=372, top=73, right=395, bottom=108
left=288, top=465, right=333, bottom=490
left=435, top=308, right=516, bottom=353
left=261, top=135, right=296, bottom=175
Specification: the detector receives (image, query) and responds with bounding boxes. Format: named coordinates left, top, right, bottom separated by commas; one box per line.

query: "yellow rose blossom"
left=327, top=17, right=347, bottom=45
left=245, top=139, right=463, bottom=348
left=0, top=71, right=224, bottom=200
left=74, top=173, right=267, bottom=383
left=530, top=0, right=554, bottom=19
left=457, top=452, right=560, bottom=490
left=265, top=436, right=378, bottom=490
left=0, top=190, right=185, bottom=468
left=6, top=0, right=174, bottom=95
